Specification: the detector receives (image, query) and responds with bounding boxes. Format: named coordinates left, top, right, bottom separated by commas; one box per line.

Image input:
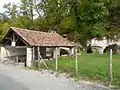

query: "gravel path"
left=0, top=63, right=108, bottom=90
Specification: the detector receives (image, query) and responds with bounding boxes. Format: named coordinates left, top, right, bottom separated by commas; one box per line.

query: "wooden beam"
left=16, top=56, right=19, bottom=63
left=37, top=47, right=40, bottom=60
left=13, top=33, right=15, bottom=42
left=4, top=46, right=28, bottom=48
left=75, top=47, right=78, bottom=76
left=38, top=47, right=48, bottom=69
left=15, top=37, right=19, bottom=42
left=69, top=47, right=73, bottom=57
left=55, top=47, right=58, bottom=71
left=11, top=34, right=16, bottom=46
left=32, top=47, right=35, bottom=61
left=109, top=49, right=113, bottom=86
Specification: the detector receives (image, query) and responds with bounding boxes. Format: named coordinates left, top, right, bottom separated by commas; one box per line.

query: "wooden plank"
left=32, top=47, right=35, bottom=61
left=109, top=49, right=113, bottom=86
left=75, top=47, right=78, bottom=76
left=4, top=46, right=28, bottom=48
left=55, top=47, right=58, bottom=71
left=16, top=56, right=19, bottom=63
left=38, top=47, right=48, bottom=69
left=37, top=47, right=40, bottom=60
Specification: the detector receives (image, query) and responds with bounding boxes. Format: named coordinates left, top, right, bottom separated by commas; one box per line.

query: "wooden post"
left=38, top=47, right=48, bottom=69
left=69, top=48, right=72, bottom=57
left=37, top=47, right=40, bottom=60
left=32, top=47, right=35, bottom=61
left=109, top=49, right=113, bottom=86
left=16, top=56, right=19, bottom=63
left=11, top=34, right=16, bottom=46
left=37, top=47, right=40, bottom=68
left=55, top=47, right=58, bottom=71
left=75, top=47, right=78, bottom=76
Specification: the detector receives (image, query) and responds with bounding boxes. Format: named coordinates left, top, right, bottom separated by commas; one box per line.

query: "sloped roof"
left=4, top=27, right=74, bottom=47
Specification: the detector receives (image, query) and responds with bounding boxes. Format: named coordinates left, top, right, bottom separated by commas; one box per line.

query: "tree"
left=69, top=0, right=109, bottom=49
left=2, top=0, right=120, bottom=50
left=3, top=2, right=18, bottom=24
left=106, top=0, right=120, bottom=40
left=0, top=13, right=10, bottom=39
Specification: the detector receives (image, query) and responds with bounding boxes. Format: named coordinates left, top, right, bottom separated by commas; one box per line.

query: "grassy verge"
left=38, top=53, right=120, bottom=85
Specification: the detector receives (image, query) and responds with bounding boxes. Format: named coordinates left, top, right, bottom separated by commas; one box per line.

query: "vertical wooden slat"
left=32, top=47, right=35, bottom=61
left=109, top=49, right=113, bottom=86
left=16, top=56, right=19, bottom=63
left=75, top=47, right=78, bottom=76
left=38, top=47, right=48, bottom=69
left=37, top=47, right=40, bottom=60
left=55, top=47, right=58, bottom=71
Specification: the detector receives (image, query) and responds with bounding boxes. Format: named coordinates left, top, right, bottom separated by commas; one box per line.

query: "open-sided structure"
left=0, top=27, right=75, bottom=67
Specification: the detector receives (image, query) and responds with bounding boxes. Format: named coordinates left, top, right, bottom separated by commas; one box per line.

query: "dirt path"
left=0, top=63, right=108, bottom=90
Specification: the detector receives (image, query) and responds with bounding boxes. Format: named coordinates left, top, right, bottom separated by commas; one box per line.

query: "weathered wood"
left=4, top=46, right=28, bottom=48
left=32, top=47, right=35, bottom=61
left=38, top=47, right=48, bottom=69
left=75, top=47, right=78, bottom=76
left=11, top=34, right=16, bottom=46
left=55, top=47, right=58, bottom=71
left=15, top=37, right=19, bottom=42
left=37, top=47, right=40, bottom=60
left=16, top=56, right=19, bottom=63
left=109, top=49, right=113, bottom=86
left=69, top=47, right=73, bottom=57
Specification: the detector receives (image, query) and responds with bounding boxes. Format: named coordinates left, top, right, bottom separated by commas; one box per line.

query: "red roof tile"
left=10, top=27, right=74, bottom=47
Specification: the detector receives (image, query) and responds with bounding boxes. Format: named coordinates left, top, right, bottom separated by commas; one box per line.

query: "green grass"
left=39, top=53, right=120, bottom=85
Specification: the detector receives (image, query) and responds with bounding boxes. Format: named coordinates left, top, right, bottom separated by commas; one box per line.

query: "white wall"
left=1, top=47, right=26, bottom=60
left=91, top=37, right=119, bottom=54
left=26, top=48, right=33, bottom=67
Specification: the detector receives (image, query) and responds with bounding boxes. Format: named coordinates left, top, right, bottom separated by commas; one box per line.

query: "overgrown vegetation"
left=39, top=54, right=120, bottom=86
left=0, top=0, right=120, bottom=47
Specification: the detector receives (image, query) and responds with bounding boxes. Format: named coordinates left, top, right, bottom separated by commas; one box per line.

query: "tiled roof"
left=10, top=27, right=74, bottom=47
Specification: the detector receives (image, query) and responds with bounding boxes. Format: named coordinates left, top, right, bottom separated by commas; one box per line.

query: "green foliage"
left=0, top=0, right=120, bottom=47
left=0, top=23, right=10, bottom=39
left=91, top=23, right=106, bottom=37
left=14, top=16, right=33, bottom=29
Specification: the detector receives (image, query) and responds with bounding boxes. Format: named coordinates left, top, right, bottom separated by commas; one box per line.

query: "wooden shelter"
left=0, top=27, right=75, bottom=67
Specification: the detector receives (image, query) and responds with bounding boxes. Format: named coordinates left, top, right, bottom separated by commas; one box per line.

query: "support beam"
left=4, top=46, right=28, bottom=48
left=69, top=47, right=73, bottom=57
left=37, top=47, right=40, bottom=60
left=26, top=47, right=33, bottom=67
left=16, top=56, right=19, bottom=63
left=53, top=47, right=56, bottom=59
left=38, top=47, right=48, bottom=69
left=32, top=47, right=35, bottom=61
left=57, top=47, right=60, bottom=57
left=11, top=34, right=16, bottom=46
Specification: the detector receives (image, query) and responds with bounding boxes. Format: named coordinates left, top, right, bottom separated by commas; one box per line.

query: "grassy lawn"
left=40, top=53, right=120, bottom=85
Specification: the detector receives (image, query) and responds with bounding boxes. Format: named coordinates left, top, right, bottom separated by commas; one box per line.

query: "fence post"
left=55, top=47, right=58, bottom=71
left=109, top=49, right=113, bottom=86
left=75, top=47, right=78, bottom=76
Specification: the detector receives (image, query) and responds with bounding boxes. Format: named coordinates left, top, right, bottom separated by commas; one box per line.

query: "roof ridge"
left=10, top=27, right=58, bottom=35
